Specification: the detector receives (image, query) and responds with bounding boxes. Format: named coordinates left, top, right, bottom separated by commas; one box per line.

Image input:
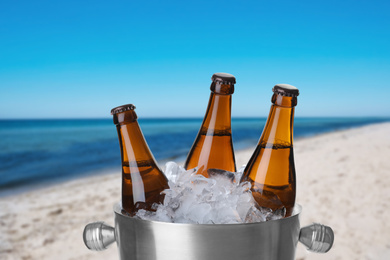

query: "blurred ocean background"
left=1, top=117, right=389, bottom=196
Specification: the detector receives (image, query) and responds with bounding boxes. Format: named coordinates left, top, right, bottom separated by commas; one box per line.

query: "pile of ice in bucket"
left=135, top=162, right=285, bottom=224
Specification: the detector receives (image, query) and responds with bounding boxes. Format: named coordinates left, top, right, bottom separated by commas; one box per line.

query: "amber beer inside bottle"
left=184, top=73, right=236, bottom=177
left=240, top=84, right=299, bottom=217
left=111, top=104, right=169, bottom=215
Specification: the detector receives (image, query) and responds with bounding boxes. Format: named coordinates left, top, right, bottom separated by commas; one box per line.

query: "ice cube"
left=174, top=193, right=196, bottom=218
left=236, top=181, right=251, bottom=193
left=164, top=161, right=180, bottom=182
left=236, top=192, right=254, bottom=220
left=154, top=207, right=173, bottom=223
left=187, top=203, right=212, bottom=224
left=216, top=207, right=241, bottom=224
left=176, top=167, right=197, bottom=185
left=262, top=207, right=286, bottom=221
left=191, top=174, right=216, bottom=195
left=245, top=206, right=266, bottom=223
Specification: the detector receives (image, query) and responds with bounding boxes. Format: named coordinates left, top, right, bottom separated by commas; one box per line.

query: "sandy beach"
left=1, top=122, right=390, bottom=260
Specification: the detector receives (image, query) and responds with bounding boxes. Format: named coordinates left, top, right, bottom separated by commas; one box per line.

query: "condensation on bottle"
left=184, top=73, right=237, bottom=177
left=240, top=84, right=299, bottom=217
left=111, top=104, right=169, bottom=216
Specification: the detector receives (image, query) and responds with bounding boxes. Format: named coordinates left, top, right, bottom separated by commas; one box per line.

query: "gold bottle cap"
left=273, top=84, right=299, bottom=97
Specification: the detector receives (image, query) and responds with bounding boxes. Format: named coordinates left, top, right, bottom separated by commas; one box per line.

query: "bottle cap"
left=211, top=73, right=236, bottom=85
left=110, top=104, right=136, bottom=115
left=272, top=84, right=299, bottom=97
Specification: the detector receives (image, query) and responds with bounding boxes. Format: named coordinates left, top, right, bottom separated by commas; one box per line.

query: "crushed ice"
left=135, top=162, right=285, bottom=224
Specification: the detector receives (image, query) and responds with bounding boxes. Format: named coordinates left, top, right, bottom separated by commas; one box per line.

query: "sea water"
left=0, top=117, right=388, bottom=195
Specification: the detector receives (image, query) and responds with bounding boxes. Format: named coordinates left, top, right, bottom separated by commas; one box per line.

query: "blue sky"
left=0, top=0, right=389, bottom=118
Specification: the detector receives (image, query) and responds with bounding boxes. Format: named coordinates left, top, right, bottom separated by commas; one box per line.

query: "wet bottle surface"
left=184, top=73, right=236, bottom=177
left=111, top=104, right=169, bottom=216
left=240, top=84, right=299, bottom=216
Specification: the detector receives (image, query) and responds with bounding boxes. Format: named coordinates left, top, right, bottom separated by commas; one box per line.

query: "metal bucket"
left=84, top=203, right=333, bottom=260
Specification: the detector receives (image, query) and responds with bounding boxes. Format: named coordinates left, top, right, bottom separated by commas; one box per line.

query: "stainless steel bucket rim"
left=113, top=203, right=303, bottom=226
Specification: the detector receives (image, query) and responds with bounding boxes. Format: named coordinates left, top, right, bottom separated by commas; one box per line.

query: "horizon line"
left=1, top=115, right=390, bottom=120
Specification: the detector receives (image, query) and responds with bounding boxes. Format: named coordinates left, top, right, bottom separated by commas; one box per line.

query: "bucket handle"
left=299, top=223, right=334, bottom=253
left=83, top=222, right=116, bottom=251
left=83, top=222, right=334, bottom=253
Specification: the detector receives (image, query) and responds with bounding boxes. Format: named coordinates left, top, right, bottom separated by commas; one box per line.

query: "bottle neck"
left=113, top=109, right=138, bottom=125
left=114, top=111, right=158, bottom=167
left=210, top=81, right=234, bottom=95
left=259, top=94, right=296, bottom=147
left=201, top=87, right=233, bottom=134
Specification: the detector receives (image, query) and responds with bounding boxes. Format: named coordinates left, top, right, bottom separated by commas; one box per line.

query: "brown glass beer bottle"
left=111, top=104, right=169, bottom=215
left=240, top=84, right=299, bottom=216
left=184, top=73, right=236, bottom=177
